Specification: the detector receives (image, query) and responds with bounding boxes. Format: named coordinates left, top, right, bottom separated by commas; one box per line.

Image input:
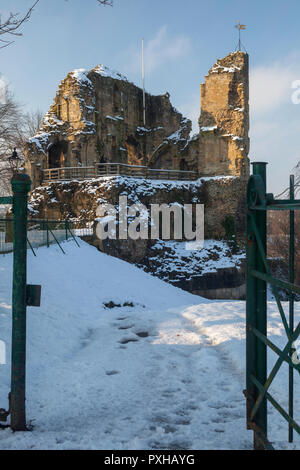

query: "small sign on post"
left=26, top=285, right=41, bottom=307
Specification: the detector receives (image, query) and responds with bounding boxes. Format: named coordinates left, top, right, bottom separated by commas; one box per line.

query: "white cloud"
left=250, top=55, right=300, bottom=114
left=180, top=93, right=200, bottom=134
left=145, top=25, right=190, bottom=74
left=125, top=26, right=190, bottom=76
left=248, top=53, right=300, bottom=193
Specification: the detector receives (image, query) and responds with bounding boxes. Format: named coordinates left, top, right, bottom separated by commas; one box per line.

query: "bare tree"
left=0, top=1, right=40, bottom=49
left=0, top=85, right=44, bottom=194
left=0, top=1, right=113, bottom=50
left=20, top=109, right=43, bottom=144
left=0, top=87, right=24, bottom=193
left=268, top=210, right=300, bottom=287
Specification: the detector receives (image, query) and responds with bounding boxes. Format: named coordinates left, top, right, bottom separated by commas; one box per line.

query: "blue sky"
left=2, top=0, right=300, bottom=193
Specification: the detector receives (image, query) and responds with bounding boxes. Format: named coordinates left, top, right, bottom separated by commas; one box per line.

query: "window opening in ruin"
left=113, top=84, right=121, bottom=113
left=48, top=141, right=68, bottom=169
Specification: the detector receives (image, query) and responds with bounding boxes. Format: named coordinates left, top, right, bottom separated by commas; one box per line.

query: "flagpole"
left=142, top=38, right=146, bottom=127
left=235, top=21, right=246, bottom=52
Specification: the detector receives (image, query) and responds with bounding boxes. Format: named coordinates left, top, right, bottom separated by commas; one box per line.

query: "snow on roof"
left=92, top=64, right=128, bottom=82
left=210, top=63, right=241, bottom=74
left=70, top=69, right=93, bottom=87
left=69, top=65, right=128, bottom=89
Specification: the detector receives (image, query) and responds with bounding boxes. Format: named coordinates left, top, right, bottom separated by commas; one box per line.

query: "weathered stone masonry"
left=25, top=51, right=251, bottom=298
left=198, top=52, right=249, bottom=179
left=25, top=51, right=250, bottom=188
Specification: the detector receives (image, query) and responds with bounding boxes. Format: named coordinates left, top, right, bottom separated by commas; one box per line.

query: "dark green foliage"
left=222, top=215, right=238, bottom=253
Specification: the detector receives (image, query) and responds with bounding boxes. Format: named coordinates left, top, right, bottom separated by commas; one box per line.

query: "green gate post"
left=289, top=174, right=295, bottom=443
left=10, top=173, right=31, bottom=431
left=246, top=162, right=268, bottom=449
left=46, top=219, right=49, bottom=248
left=246, top=171, right=257, bottom=439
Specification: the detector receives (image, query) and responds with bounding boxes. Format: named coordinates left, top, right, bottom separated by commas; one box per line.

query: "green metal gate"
left=245, top=162, right=300, bottom=449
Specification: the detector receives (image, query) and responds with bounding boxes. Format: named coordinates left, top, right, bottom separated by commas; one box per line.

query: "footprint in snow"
left=135, top=331, right=149, bottom=338
left=105, top=370, right=120, bottom=376
left=119, top=337, right=139, bottom=344
left=118, top=325, right=134, bottom=330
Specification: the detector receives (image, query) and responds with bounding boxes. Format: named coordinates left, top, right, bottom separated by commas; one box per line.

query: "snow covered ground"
left=0, top=240, right=300, bottom=450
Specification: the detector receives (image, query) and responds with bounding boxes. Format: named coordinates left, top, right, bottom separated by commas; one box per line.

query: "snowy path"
left=0, top=240, right=299, bottom=449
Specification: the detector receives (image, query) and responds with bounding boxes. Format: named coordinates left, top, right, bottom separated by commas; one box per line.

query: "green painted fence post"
left=246, top=168, right=258, bottom=444
left=10, top=173, right=31, bottom=431
left=246, top=162, right=268, bottom=449
left=46, top=219, right=49, bottom=248
left=253, top=162, right=267, bottom=450
left=289, top=174, right=295, bottom=443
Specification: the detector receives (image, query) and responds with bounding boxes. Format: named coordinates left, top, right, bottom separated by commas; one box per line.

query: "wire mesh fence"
left=0, top=219, right=13, bottom=254
left=0, top=219, right=92, bottom=255
left=72, top=221, right=93, bottom=238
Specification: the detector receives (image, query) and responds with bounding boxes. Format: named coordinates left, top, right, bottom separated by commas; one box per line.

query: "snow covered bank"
left=0, top=241, right=299, bottom=449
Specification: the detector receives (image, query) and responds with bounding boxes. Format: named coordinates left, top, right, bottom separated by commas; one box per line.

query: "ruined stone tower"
left=24, top=51, right=250, bottom=187
left=198, top=51, right=249, bottom=179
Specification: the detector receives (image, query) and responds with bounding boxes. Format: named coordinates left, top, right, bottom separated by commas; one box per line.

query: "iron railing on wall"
left=42, top=163, right=198, bottom=183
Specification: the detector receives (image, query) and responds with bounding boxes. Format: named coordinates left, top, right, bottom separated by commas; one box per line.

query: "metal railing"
left=0, top=219, right=80, bottom=255
left=42, top=163, right=198, bottom=183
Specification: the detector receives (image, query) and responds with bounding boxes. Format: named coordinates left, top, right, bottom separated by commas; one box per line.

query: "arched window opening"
left=48, top=141, right=68, bottom=169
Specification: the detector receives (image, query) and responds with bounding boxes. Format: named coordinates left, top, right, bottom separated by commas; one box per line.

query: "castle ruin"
left=25, top=51, right=250, bottom=187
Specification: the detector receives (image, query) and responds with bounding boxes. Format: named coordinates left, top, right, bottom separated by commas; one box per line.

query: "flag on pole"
left=236, top=21, right=246, bottom=30
left=235, top=21, right=247, bottom=51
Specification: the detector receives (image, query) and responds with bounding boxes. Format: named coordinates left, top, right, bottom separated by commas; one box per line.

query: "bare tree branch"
left=0, top=83, right=44, bottom=194
left=0, top=0, right=40, bottom=49
left=0, top=89, right=22, bottom=192
left=0, top=1, right=113, bottom=49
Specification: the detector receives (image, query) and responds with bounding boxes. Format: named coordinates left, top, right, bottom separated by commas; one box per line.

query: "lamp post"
left=8, top=148, right=22, bottom=174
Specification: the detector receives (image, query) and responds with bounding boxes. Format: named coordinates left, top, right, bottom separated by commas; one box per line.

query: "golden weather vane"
left=235, top=21, right=247, bottom=52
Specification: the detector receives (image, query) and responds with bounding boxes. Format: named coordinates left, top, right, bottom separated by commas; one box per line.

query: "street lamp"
left=8, top=148, right=22, bottom=174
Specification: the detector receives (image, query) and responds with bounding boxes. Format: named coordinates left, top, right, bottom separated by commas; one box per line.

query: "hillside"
left=0, top=240, right=299, bottom=449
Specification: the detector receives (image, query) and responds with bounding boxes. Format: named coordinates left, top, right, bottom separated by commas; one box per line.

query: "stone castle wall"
left=198, top=52, right=249, bottom=179
left=28, top=175, right=246, bottom=263
left=24, top=51, right=250, bottom=188
left=25, top=66, right=190, bottom=187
